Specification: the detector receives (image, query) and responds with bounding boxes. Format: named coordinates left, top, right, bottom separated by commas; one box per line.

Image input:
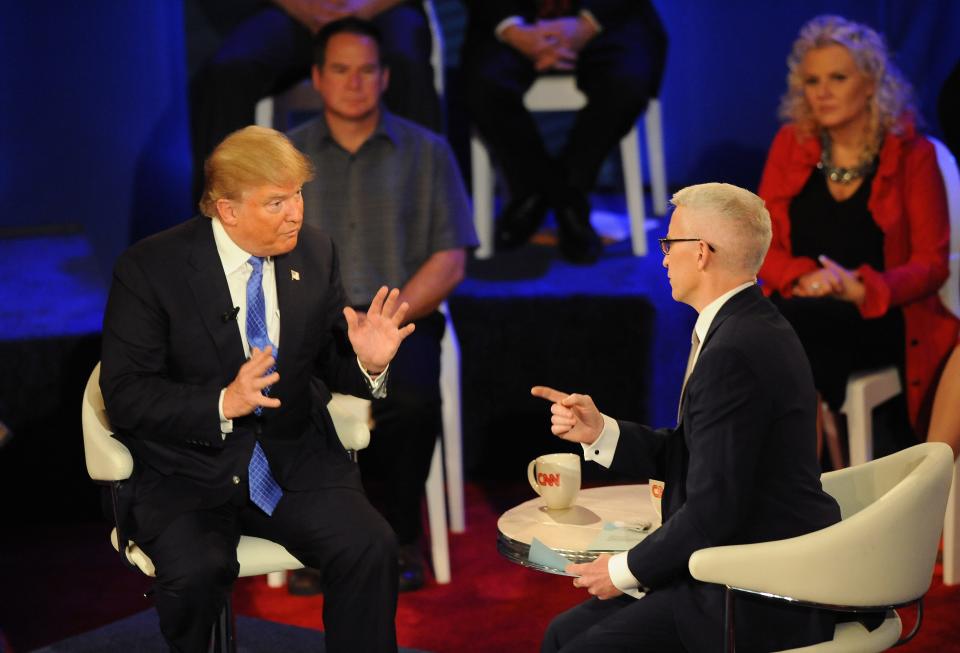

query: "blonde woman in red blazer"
left=758, top=15, right=958, bottom=455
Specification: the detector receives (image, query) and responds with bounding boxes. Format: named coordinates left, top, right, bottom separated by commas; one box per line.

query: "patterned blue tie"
left=245, top=256, right=283, bottom=515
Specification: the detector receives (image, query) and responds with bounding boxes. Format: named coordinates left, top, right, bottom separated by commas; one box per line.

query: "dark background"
left=2, top=1, right=958, bottom=272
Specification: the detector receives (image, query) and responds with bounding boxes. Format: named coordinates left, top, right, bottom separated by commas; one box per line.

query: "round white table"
left=497, top=484, right=659, bottom=573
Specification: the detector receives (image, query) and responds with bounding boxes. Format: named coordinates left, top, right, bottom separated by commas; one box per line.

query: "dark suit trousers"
left=542, top=593, right=685, bottom=653
left=189, top=3, right=440, bottom=199
left=137, top=479, right=398, bottom=653
left=462, top=17, right=665, bottom=201
left=361, top=311, right=444, bottom=546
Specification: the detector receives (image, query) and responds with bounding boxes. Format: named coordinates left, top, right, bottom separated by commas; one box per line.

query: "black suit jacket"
left=608, top=286, right=840, bottom=652
left=463, top=0, right=650, bottom=35
left=100, top=216, right=370, bottom=539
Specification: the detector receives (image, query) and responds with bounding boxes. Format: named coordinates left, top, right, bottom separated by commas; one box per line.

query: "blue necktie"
left=245, top=256, right=283, bottom=515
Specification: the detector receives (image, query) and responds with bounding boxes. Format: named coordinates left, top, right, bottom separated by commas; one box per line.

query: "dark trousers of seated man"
left=136, top=459, right=398, bottom=652
left=361, top=310, right=444, bottom=554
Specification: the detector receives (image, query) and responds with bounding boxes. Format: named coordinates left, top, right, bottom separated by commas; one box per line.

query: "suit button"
left=232, top=475, right=240, bottom=485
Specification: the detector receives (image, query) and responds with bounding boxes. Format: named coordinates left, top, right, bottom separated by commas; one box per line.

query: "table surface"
left=497, top=484, right=659, bottom=571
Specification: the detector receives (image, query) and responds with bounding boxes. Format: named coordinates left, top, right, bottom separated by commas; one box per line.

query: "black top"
left=788, top=169, right=884, bottom=271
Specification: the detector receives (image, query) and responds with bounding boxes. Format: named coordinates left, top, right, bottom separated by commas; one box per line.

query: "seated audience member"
left=188, top=0, right=440, bottom=199
left=461, top=0, right=667, bottom=264
left=533, top=183, right=841, bottom=652
left=286, top=17, right=477, bottom=592
left=100, top=125, right=412, bottom=652
left=758, top=15, right=959, bottom=458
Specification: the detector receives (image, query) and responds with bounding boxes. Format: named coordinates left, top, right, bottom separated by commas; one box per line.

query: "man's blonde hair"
left=670, top=183, right=772, bottom=274
left=199, top=126, right=315, bottom=217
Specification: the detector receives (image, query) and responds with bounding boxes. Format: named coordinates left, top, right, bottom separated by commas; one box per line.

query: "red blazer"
left=758, top=122, right=959, bottom=432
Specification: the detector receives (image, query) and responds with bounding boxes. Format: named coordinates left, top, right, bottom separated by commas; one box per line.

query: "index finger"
left=531, top=385, right=569, bottom=403
left=565, top=562, right=585, bottom=576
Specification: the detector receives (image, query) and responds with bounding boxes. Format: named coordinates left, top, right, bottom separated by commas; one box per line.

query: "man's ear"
left=311, top=64, right=323, bottom=92
left=216, top=198, right=238, bottom=226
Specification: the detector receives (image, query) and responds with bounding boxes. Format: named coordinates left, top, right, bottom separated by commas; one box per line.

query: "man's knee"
left=158, top=544, right=239, bottom=595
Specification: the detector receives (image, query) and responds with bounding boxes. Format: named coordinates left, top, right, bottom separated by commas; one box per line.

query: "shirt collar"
left=211, top=216, right=253, bottom=276
left=316, top=106, right=397, bottom=149
left=693, top=280, right=756, bottom=344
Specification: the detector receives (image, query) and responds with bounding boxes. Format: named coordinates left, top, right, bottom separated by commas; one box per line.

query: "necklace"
left=817, top=131, right=878, bottom=184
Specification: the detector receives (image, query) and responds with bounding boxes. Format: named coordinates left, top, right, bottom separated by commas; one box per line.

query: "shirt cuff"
left=495, top=16, right=524, bottom=40
left=608, top=551, right=643, bottom=594
left=580, top=414, right=620, bottom=467
left=357, top=357, right=389, bottom=399
left=218, top=389, right=232, bottom=440
left=579, top=9, right=602, bottom=33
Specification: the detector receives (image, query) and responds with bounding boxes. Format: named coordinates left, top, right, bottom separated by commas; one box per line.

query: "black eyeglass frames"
left=657, top=238, right=717, bottom=255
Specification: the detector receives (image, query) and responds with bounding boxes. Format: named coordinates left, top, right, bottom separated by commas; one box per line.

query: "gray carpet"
left=31, top=610, right=430, bottom=652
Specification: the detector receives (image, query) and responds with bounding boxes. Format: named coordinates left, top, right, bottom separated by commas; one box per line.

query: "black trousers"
left=461, top=15, right=666, bottom=201
left=542, top=593, right=685, bottom=653
left=189, top=2, right=440, bottom=200
left=137, top=483, right=398, bottom=653
left=361, top=311, right=444, bottom=546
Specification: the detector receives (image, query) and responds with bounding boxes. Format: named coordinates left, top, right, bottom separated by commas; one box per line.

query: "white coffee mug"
left=527, top=453, right=581, bottom=510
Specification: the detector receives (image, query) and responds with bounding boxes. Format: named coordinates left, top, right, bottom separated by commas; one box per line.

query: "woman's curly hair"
left=779, top=15, right=916, bottom=143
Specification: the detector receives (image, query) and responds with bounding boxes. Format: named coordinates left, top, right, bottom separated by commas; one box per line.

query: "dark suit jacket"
left=100, top=216, right=370, bottom=539
left=608, top=285, right=840, bottom=652
left=463, top=0, right=653, bottom=35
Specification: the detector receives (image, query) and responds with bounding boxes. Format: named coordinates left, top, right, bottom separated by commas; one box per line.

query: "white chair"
left=839, top=136, right=960, bottom=584
left=255, top=0, right=445, bottom=130
left=470, top=77, right=668, bottom=259
left=688, top=442, right=954, bottom=653
left=82, top=363, right=304, bottom=652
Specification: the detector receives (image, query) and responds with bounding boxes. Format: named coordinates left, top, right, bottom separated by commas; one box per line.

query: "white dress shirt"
left=581, top=280, right=757, bottom=594
left=210, top=218, right=386, bottom=435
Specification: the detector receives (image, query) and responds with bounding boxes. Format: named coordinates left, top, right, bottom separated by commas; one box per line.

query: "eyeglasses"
left=658, top=238, right=716, bottom=256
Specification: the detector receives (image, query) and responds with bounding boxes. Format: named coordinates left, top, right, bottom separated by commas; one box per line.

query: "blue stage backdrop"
left=1, top=1, right=958, bottom=279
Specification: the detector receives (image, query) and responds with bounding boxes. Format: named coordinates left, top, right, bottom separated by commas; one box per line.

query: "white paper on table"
left=586, top=522, right=651, bottom=552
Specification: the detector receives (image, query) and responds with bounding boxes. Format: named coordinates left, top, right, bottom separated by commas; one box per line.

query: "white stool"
left=470, top=76, right=668, bottom=259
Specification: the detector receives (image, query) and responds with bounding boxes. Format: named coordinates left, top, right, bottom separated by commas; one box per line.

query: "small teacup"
left=527, top=453, right=581, bottom=510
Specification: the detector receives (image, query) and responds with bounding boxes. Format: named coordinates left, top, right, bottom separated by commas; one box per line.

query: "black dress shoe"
left=554, top=191, right=602, bottom=264
left=287, top=568, right=324, bottom=596
left=495, top=193, right=549, bottom=250
left=398, top=543, right=426, bottom=592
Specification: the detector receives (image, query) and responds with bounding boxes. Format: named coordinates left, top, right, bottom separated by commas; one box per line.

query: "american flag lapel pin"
left=291, top=269, right=300, bottom=281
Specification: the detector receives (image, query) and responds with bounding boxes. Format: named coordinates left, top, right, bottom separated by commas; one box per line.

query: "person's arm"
left=624, top=345, right=767, bottom=589
left=398, top=249, right=466, bottom=322
left=855, top=136, right=951, bottom=318
left=757, top=126, right=820, bottom=295
left=100, top=253, right=228, bottom=447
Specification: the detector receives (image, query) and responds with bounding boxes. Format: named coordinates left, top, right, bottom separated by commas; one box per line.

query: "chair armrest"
left=81, top=363, right=134, bottom=481
left=328, top=393, right=372, bottom=451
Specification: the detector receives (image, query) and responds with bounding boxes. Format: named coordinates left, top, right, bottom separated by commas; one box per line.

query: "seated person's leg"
left=189, top=7, right=312, bottom=199
left=543, top=593, right=684, bottom=653
left=364, top=312, right=444, bottom=591
left=243, top=486, right=398, bottom=652
left=135, top=506, right=242, bottom=652
left=462, top=38, right=556, bottom=248
left=372, top=3, right=441, bottom=132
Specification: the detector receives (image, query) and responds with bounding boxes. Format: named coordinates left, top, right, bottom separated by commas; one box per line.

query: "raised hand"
left=223, top=346, right=281, bottom=418
left=530, top=386, right=604, bottom=444
left=567, top=554, right=622, bottom=600
left=344, top=286, right=415, bottom=374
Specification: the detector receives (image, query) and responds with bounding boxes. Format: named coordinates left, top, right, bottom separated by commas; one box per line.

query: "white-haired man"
left=533, top=183, right=842, bottom=652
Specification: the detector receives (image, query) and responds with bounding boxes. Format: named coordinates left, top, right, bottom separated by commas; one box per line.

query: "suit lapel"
left=186, top=218, right=246, bottom=380
left=274, top=248, right=307, bottom=379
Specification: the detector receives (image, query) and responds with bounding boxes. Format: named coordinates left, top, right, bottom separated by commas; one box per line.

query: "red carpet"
left=2, top=481, right=959, bottom=652
left=233, top=482, right=960, bottom=653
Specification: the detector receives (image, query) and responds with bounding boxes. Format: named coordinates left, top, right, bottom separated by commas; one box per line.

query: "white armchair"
left=688, top=442, right=954, bottom=653
left=81, top=363, right=304, bottom=652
